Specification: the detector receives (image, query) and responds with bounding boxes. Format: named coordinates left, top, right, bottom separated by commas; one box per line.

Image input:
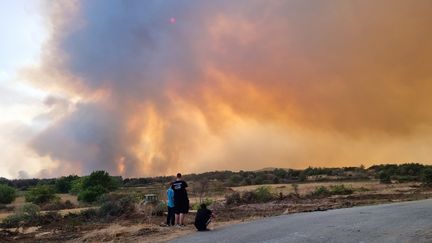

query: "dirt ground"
left=2, top=181, right=432, bottom=242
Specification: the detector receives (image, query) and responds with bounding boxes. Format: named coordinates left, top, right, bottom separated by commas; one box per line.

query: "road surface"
left=173, top=199, right=432, bottom=243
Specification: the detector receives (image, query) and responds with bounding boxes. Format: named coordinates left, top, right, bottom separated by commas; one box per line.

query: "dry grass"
left=230, top=181, right=418, bottom=195
left=0, top=193, right=90, bottom=221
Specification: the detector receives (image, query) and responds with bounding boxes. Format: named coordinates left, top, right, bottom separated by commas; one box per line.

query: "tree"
left=0, top=184, right=16, bottom=204
left=55, top=175, right=78, bottom=193
left=25, top=185, right=57, bottom=205
left=273, top=168, right=287, bottom=178
left=83, top=171, right=118, bottom=191
left=379, top=172, right=391, bottom=184
left=77, top=171, right=119, bottom=203
left=228, top=175, right=243, bottom=186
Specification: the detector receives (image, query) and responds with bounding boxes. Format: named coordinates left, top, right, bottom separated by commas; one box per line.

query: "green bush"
left=1, top=203, right=40, bottom=228
left=192, top=198, right=214, bottom=210
left=0, top=184, right=16, bottom=204
left=2, top=214, right=25, bottom=228
left=226, top=187, right=276, bottom=205
left=55, top=175, right=78, bottom=193
left=75, top=171, right=119, bottom=202
left=329, top=185, right=353, bottom=195
left=422, top=168, right=432, bottom=186
left=254, top=186, right=274, bottom=202
left=78, top=185, right=108, bottom=203
left=70, top=177, right=85, bottom=195
left=19, top=203, right=41, bottom=217
left=379, top=172, right=392, bottom=184
left=311, top=186, right=331, bottom=197
left=25, top=185, right=58, bottom=205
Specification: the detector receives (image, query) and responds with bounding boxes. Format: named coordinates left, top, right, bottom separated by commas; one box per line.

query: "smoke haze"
left=27, top=0, right=432, bottom=177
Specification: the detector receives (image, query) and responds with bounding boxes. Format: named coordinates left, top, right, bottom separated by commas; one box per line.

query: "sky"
left=1, top=0, right=432, bottom=179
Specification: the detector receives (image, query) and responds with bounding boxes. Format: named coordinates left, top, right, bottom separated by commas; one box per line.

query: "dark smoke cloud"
left=30, top=0, right=432, bottom=177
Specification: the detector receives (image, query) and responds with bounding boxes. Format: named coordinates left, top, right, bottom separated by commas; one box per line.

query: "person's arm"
left=209, top=209, right=216, bottom=218
left=184, top=181, right=188, bottom=188
left=169, top=189, right=174, bottom=200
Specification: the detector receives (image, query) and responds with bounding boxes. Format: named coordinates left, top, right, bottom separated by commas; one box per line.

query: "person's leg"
left=166, top=207, right=170, bottom=225
left=204, top=218, right=211, bottom=230
left=179, top=213, right=185, bottom=225
left=175, top=213, right=180, bottom=225
left=170, top=208, right=175, bottom=226
left=167, top=207, right=174, bottom=226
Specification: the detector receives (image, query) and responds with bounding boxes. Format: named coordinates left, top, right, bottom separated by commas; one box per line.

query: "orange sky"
left=8, top=0, right=432, bottom=178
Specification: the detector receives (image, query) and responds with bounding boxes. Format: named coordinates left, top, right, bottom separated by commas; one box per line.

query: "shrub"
left=98, top=195, right=136, bottom=217
left=2, top=214, right=25, bottom=228
left=70, top=177, right=85, bottom=195
left=19, top=203, right=41, bottom=218
left=241, top=191, right=257, bottom=203
left=201, top=198, right=213, bottom=206
left=25, top=185, right=57, bottom=205
left=329, top=185, right=353, bottom=195
left=228, top=175, right=243, bottom=186
left=0, top=184, right=16, bottom=204
left=379, top=172, right=392, bottom=184
left=78, top=185, right=108, bottom=203
left=311, top=186, right=331, bottom=197
left=356, top=187, right=370, bottom=192
left=1, top=203, right=40, bottom=228
left=55, top=175, right=78, bottom=193
left=192, top=198, right=214, bottom=210
left=99, top=201, right=122, bottom=217
left=153, top=202, right=166, bottom=216
left=41, top=199, right=75, bottom=211
left=422, top=168, right=432, bottom=186
left=225, top=192, right=241, bottom=205
left=254, top=187, right=274, bottom=202
left=80, top=208, right=98, bottom=220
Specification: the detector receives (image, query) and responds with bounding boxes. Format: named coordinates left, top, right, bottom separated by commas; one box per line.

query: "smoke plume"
left=29, top=0, right=432, bottom=177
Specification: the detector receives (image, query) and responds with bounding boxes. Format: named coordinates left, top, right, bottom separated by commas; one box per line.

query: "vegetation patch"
left=0, top=184, right=16, bottom=204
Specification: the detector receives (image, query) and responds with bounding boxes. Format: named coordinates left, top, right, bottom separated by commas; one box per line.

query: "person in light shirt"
left=166, top=182, right=175, bottom=226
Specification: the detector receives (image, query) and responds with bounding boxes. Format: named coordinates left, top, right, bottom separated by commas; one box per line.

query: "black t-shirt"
left=171, top=180, right=188, bottom=202
left=195, top=208, right=212, bottom=229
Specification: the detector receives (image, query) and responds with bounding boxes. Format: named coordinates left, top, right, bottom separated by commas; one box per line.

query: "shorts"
left=174, top=199, right=189, bottom=214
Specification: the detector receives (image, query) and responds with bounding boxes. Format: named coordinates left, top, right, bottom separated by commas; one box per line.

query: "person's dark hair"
left=200, top=203, right=207, bottom=209
left=177, top=173, right=182, bottom=178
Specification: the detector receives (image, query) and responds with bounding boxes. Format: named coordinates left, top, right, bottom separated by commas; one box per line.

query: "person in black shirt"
left=194, top=203, right=215, bottom=231
left=171, top=173, right=189, bottom=226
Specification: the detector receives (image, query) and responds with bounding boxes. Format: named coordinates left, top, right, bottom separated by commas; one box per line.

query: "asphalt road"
left=172, top=199, right=432, bottom=243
